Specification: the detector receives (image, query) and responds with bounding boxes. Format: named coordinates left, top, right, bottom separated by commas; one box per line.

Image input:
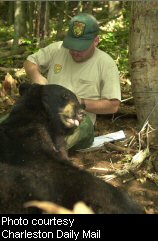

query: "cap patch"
left=72, top=21, right=85, bottom=37
left=54, top=64, right=62, bottom=74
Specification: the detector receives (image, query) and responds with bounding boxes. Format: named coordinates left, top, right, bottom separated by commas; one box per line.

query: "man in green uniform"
left=23, top=13, right=121, bottom=150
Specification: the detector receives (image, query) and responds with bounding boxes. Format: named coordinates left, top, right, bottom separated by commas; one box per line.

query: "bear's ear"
left=19, top=83, right=32, bottom=96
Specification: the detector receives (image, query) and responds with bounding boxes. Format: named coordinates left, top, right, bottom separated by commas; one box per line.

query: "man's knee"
left=65, top=116, right=94, bottom=150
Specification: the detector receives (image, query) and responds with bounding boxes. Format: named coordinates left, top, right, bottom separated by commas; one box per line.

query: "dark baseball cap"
left=63, top=13, right=99, bottom=51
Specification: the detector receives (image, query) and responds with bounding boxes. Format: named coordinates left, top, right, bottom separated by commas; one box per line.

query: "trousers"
left=65, top=115, right=94, bottom=150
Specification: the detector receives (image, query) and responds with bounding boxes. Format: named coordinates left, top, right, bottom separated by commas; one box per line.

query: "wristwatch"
left=80, top=98, right=86, bottom=110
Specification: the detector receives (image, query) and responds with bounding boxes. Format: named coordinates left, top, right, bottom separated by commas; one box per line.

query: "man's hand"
left=32, top=75, right=48, bottom=85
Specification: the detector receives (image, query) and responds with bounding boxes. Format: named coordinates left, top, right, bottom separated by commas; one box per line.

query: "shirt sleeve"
left=100, top=54, right=121, bottom=101
left=27, top=41, right=62, bottom=74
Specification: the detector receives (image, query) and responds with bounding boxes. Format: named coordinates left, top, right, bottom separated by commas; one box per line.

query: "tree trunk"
left=34, top=1, right=41, bottom=39
left=129, top=1, right=158, bottom=145
left=44, top=1, right=50, bottom=38
left=77, top=1, right=83, bottom=13
left=34, top=1, right=50, bottom=41
left=28, top=1, right=34, bottom=38
left=14, top=1, right=27, bottom=48
left=82, top=1, right=93, bottom=14
left=8, top=1, right=14, bottom=25
left=108, top=1, right=122, bottom=15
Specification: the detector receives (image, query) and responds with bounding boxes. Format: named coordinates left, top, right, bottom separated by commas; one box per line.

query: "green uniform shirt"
left=27, top=41, right=121, bottom=124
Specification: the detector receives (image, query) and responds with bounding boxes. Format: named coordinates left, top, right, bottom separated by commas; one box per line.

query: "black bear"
left=0, top=84, right=144, bottom=214
left=0, top=83, right=85, bottom=162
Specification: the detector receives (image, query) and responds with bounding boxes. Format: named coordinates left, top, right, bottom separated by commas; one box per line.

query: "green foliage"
left=0, top=58, right=14, bottom=67
left=0, top=24, right=14, bottom=41
left=0, top=2, right=130, bottom=78
left=99, top=7, right=130, bottom=77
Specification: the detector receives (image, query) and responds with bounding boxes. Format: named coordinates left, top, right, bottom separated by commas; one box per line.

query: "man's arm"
left=79, top=98, right=120, bottom=114
left=24, top=60, right=48, bottom=85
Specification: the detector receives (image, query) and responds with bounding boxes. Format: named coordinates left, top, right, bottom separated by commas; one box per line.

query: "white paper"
left=78, top=130, right=126, bottom=152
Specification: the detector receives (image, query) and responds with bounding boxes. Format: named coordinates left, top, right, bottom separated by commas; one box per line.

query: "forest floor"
left=70, top=115, right=158, bottom=214
left=69, top=86, right=158, bottom=214
left=0, top=53, right=158, bottom=214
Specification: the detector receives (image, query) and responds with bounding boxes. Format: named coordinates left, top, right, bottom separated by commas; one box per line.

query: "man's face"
left=69, top=37, right=99, bottom=63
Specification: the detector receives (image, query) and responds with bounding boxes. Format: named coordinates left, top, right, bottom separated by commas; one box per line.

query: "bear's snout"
left=59, top=101, right=85, bottom=128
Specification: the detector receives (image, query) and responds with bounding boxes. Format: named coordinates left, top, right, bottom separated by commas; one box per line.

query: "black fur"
left=0, top=84, right=144, bottom=214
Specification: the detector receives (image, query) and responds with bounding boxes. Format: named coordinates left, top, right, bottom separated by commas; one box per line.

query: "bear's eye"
left=62, top=93, right=70, bottom=101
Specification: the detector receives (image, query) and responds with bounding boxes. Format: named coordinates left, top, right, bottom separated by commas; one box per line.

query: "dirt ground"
left=69, top=99, right=158, bottom=214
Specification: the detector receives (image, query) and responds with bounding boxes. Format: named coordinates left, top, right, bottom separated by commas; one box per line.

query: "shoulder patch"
left=54, top=64, right=62, bottom=74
